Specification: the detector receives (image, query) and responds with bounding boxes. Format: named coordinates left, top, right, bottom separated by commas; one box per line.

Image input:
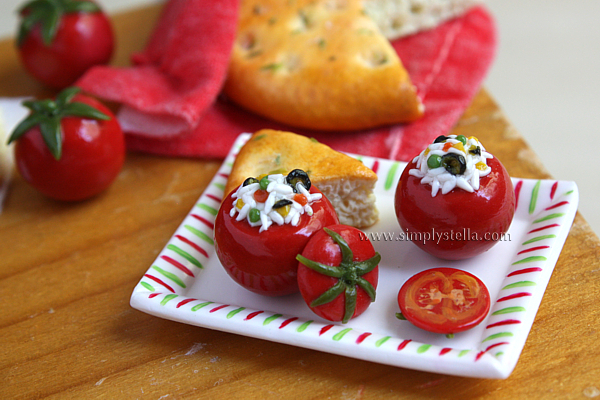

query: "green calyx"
left=7, top=87, right=110, bottom=160
left=296, top=227, right=380, bottom=324
left=17, top=0, right=101, bottom=47
left=395, top=312, right=407, bottom=320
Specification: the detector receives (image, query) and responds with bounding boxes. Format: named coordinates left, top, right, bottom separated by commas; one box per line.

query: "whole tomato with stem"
left=8, top=87, right=125, bottom=201
left=297, top=225, right=380, bottom=323
left=214, top=181, right=339, bottom=297
left=16, top=0, right=114, bottom=89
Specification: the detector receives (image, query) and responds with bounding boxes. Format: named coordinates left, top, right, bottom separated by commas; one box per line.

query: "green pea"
left=427, top=154, right=442, bottom=169
left=249, top=208, right=261, bottom=223
left=259, top=176, right=270, bottom=190
left=456, top=135, right=467, bottom=145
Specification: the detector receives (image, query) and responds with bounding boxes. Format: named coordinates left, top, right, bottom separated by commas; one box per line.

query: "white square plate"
left=131, top=133, right=578, bottom=379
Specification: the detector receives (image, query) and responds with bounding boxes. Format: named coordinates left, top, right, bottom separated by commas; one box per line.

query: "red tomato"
left=297, top=225, right=379, bottom=323
left=11, top=89, right=125, bottom=201
left=398, top=268, right=490, bottom=334
left=214, top=186, right=339, bottom=296
left=394, top=156, right=515, bottom=260
left=17, top=0, right=114, bottom=89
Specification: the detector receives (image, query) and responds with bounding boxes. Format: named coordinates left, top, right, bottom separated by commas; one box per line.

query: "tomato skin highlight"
left=214, top=186, right=339, bottom=296
left=14, top=94, right=124, bottom=201
left=297, top=225, right=379, bottom=322
left=398, top=267, right=490, bottom=334
left=394, top=156, right=515, bottom=260
left=18, top=10, right=114, bottom=89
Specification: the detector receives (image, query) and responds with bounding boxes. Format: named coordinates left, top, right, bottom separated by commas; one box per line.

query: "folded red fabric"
left=79, top=3, right=496, bottom=162
left=77, top=0, right=239, bottom=138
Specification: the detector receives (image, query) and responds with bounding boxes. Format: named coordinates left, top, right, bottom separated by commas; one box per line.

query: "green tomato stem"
left=7, top=87, right=110, bottom=160
left=297, top=228, right=380, bottom=324
left=17, top=0, right=101, bottom=47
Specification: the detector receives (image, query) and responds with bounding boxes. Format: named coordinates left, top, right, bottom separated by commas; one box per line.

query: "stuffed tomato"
left=214, top=169, right=339, bottom=296
left=394, top=135, right=515, bottom=260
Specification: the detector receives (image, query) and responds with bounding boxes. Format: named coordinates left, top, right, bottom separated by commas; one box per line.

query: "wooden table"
left=1, top=5, right=599, bottom=399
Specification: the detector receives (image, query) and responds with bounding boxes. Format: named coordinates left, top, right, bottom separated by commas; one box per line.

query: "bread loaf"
left=362, top=0, right=480, bottom=39
left=224, top=0, right=424, bottom=132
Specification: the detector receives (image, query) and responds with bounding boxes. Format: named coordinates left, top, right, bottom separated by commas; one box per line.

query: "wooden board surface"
left=1, top=4, right=599, bottom=399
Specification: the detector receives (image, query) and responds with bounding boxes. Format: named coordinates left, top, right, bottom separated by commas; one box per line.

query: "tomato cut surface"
left=397, top=268, right=490, bottom=334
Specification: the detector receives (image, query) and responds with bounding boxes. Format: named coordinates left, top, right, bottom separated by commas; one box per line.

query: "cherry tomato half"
left=397, top=267, right=491, bottom=334
left=13, top=91, right=125, bottom=201
left=17, top=0, right=114, bottom=89
left=394, top=156, right=515, bottom=260
left=214, top=185, right=339, bottom=296
left=297, top=225, right=379, bottom=323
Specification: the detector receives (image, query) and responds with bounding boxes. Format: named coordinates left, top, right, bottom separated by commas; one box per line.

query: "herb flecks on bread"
left=224, top=0, right=424, bottom=131
left=226, top=130, right=379, bottom=228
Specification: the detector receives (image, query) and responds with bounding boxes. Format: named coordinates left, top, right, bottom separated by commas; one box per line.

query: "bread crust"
left=224, top=0, right=424, bottom=131
left=225, top=129, right=377, bottom=197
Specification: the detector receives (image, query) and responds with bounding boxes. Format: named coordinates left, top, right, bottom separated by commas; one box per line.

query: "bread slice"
left=362, top=0, right=479, bottom=39
left=224, top=0, right=423, bottom=131
left=225, top=130, right=379, bottom=228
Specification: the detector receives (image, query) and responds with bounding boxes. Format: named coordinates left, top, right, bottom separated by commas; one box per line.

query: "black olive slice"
left=243, top=177, right=259, bottom=186
left=440, top=153, right=466, bottom=175
left=433, top=135, right=448, bottom=144
left=286, top=169, right=311, bottom=192
left=273, top=199, right=293, bottom=209
left=469, top=146, right=481, bottom=156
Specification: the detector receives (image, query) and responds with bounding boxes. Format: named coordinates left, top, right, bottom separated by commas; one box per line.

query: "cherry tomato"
left=395, top=156, right=515, bottom=260
left=10, top=87, right=125, bottom=201
left=397, top=267, right=490, bottom=334
left=297, top=225, right=379, bottom=323
left=17, top=0, right=114, bottom=89
left=214, top=185, right=339, bottom=296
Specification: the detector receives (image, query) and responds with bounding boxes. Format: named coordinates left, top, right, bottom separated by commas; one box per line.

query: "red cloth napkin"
left=78, top=3, right=496, bottom=162
left=77, top=0, right=239, bottom=138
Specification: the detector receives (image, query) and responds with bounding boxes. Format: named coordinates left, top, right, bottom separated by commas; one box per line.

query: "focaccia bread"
left=224, top=0, right=424, bottom=131
left=362, top=0, right=480, bottom=40
left=226, top=130, right=379, bottom=228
